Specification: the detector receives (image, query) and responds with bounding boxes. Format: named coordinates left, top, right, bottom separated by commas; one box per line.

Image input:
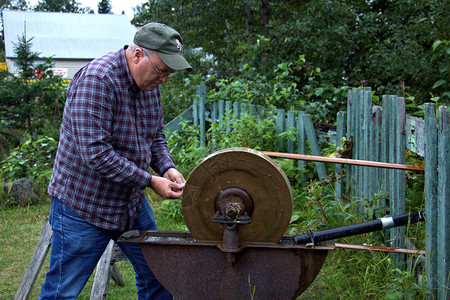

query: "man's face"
left=132, top=49, right=174, bottom=91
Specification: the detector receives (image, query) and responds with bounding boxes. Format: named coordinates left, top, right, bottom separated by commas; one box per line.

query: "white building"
left=2, top=10, right=137, bottom=79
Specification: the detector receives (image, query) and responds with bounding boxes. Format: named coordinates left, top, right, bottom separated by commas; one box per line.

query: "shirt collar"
left=120, top=45, right=137, bottom=93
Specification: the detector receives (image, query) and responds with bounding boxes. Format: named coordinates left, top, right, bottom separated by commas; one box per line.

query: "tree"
left=0, top=33, right=65, bottom=134
left=0, top=0, right=27, bottom=10
left=97, top=0, right=112, bottom=14
left=33, top=0, right=91, bottom=13
left=132, top=0, right=449, bottom=105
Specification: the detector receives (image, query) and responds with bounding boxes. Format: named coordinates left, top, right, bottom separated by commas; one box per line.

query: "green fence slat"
left=193, top=97, right=199, bottom=128
left=371, top=107, right=383, bottom=214
left=437, top=106, right=450, bottom=300
left=424, top=103, right=438, bottom=297
left=287, top=111, right=295, bottom=154
left=225, top=101, right=232, bottom=133
left=335, top=111, right=346, bottom=200
left=297, top=112, right=307, bottom=184
left=363, top=90, right=371, bottom=200
left=388, top=96, right=398, bottom=247
left=301, top=113, right=327, bottom=180
left=353, top=89, right=362, bottom=198
left=276, top=109, right=285, bottom=150
left=346, top=89, right=354, bottom=195
left=394, top=96, right=406, bottom=268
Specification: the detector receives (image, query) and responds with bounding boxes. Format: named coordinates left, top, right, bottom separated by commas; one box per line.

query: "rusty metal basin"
left=120, top=230, right=334, bottom=300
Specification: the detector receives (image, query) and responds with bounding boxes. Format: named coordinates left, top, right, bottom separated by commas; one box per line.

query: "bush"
left=0, top=136, right=57, bottom=183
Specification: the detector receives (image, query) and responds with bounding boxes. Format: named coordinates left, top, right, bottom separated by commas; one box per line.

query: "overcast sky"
left=27, top=0, right=148, bottom=17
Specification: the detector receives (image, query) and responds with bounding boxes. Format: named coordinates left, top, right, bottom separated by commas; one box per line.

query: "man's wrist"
left=147, top=174, right=153, bottom=188
left=161, top=166, right=175, bottom=176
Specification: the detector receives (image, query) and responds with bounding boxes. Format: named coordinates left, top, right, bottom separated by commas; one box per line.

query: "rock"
left=3, top=177, right=40, bottom=204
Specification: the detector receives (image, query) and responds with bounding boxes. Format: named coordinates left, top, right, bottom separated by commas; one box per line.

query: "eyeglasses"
left=142, top=50, right=177, bottom=78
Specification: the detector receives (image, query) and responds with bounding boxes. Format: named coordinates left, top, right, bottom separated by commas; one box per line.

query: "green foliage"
left=167, top=110, right=296, bottom=176
left=0, top=135, right=58, bottom=182
left=97, top=0, right=111, bottom=14
left=33, top=0, right=92, bottom=13
left=134, top=0, right=450, bottom=107
left=0, top=33, right=66, bottom=156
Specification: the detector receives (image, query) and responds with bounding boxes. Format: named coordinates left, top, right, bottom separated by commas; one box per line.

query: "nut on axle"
left=212, top=187, right=253, bottom=257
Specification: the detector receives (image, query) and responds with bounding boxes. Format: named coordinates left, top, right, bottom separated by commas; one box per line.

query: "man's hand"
left=149, top=175, right=185, bottom=199
left=163, top=168, right=186, bottom=185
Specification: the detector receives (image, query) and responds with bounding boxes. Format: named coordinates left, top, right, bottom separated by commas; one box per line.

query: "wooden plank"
left=368, top=106, right=381, bottom=203
left=335, top=111, right=346, bottom=200
left=287, top=111, right=295, bottom=154
left=218, top=100, right=224, bottom=122
left=381, top=95, right=389, bottom=193
left=297, top=112, right=307, bottom=184
left=387, top=96, right=398, bottom=247
left=233, top=101, right=239, bottom=119
left=424, top=103, right=438, bottom=297
left=212, top=102, right=217, bottom=124
left=354, top=89, right=362, bottom=198
left=362, top=90, right=371, bottom=200
left=301, top=114, right=327, bottom=180
left=225, top=101, right=232, bottom=133
left=406, top=115, right=425, bottom=156
left=276, top=109, right=285, bottom=150
left=346, top=89, right=354, bottom=195
left=90, top=240, right=115, bottom=300
left=437, top=106, right=450, bottom=300
left=372, top=106, right=382, bottom=208
left=193, top=97, right=199, bottom=128
left=199, top=91, right=206, bottom=144
left=240, top=103, right=248, bottom=117
left=394, top=96, right=406, bottom=268
left=164, top=106, right=193, bottom=136
left=15, top=219, right=52, bottom=300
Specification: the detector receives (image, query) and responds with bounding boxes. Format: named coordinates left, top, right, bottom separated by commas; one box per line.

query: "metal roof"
left=2, top=10, right=137, bottom=59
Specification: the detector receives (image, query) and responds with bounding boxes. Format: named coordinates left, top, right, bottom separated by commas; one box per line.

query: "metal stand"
left=15, top=219, right=126, bottom=300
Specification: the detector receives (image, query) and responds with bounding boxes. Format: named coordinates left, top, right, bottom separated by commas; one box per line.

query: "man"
left=38, top=23, right=192, bottom=299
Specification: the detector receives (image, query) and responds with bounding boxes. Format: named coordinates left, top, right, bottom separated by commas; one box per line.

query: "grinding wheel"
left=182, top=147, right=293, bottom=243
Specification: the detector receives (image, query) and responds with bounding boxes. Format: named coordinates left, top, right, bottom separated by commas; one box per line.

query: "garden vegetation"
left=1, top=0, right=447, bottom=298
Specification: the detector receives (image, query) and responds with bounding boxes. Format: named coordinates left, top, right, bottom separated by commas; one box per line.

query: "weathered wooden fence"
left=166, top=84, right=449, bottom=299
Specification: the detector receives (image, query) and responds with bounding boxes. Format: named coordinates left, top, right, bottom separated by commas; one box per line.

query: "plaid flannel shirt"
left=48, top=47, right=175, bottom=231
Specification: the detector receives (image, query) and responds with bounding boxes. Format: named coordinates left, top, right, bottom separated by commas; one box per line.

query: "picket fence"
left=165, top=84, right=449, bottom=299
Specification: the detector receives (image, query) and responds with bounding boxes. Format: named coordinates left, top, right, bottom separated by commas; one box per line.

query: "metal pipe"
left=294, top=211, right=425, bottom=245
left=261, top=151, right=425, bottom=171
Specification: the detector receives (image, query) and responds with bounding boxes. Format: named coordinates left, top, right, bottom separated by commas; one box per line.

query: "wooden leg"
left=15, top=218, right=52, bottom=300
left=90, top=240, right=115, bottom=300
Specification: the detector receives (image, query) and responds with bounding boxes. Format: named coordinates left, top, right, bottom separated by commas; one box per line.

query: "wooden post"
left=424, top=103, right=438, bottom=297
left=437, top=106, right=450, bottom=300
left=362, top=90, right=371, bottom=201
left=393, top=96, right=406, bottom=268
left=90, top=240, right=115, bottom=300
left=15, top=219, right=52, bottom=300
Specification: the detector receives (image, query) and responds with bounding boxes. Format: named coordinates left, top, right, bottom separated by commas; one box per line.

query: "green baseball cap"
left=134, top=22, right=192, bottom=71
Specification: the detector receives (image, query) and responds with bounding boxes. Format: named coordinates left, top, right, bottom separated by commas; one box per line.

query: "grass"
left=0, top=190, right=429, bottom=299
left=0, top=193, right=164, bottom=299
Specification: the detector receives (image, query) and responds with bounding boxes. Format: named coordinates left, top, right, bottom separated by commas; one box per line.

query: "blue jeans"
left=38, top=197, right=172, bottom=300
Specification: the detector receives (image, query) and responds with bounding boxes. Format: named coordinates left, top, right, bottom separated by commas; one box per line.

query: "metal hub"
left=182, top=147, right=293, bottom=244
